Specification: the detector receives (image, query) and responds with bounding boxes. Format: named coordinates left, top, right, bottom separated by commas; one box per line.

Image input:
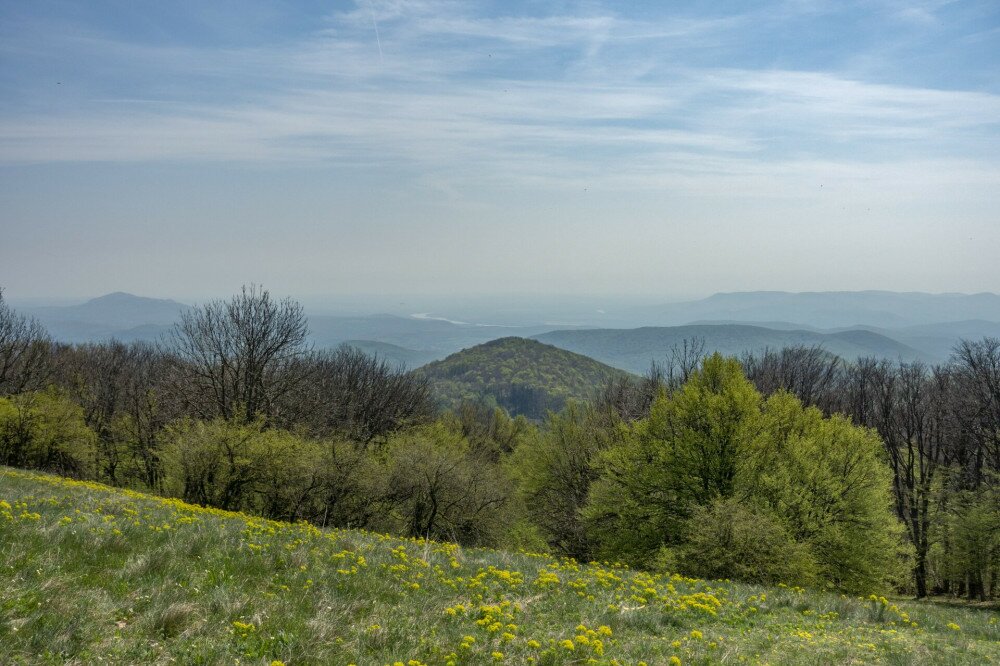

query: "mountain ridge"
left=533, top=323, right=925, bottom=374
left=631, top=290, right=1000, bottom=329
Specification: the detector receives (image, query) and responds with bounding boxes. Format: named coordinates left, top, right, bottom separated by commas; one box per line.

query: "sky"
left=1, top=0, right=999, bottom=303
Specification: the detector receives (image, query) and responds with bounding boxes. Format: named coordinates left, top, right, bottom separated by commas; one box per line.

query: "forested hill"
left=533, top=324, right=923, bottom=374
left=416, top=337, right=628, bottom=419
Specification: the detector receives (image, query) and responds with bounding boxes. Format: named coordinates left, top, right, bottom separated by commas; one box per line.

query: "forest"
left=1, top=285, right=998, bottom=600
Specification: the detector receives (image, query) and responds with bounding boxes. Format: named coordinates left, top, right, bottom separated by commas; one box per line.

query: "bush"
left=508, top=403, right=616, bottom=559
left=0, top=388, right=96, bottom=477
left=662, top=497, right=818, bottom=586
left=380, top=422, right=510, bottom=545
left=160, top=418, right=329, bottom=517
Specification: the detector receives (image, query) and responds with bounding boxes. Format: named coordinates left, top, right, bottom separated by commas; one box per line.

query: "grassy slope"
left=418, top=337, right=628, bottom=417
left=1, top=468, right=998, bottom=665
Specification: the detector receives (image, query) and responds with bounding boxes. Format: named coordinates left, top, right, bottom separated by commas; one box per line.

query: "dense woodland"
left=1, top=286, right=998, bottom=600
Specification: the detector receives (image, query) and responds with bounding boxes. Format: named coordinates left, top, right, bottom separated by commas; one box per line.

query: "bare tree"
left=666, top=337, right=706, bottom=389
left=0, top=288, right=51, bottom=395
left=53, top=340, right=175, bottom=486
left=879, top=362, right=949, bottom=598
left=952, top=338, right=1000, bottom=486
left=741, top=345, right=842, bottom=413
left=168, top=285, right=311, bottom=424
left=596, top=361, right=666, bottom=423
left=283, top=345, right=435, bottom=444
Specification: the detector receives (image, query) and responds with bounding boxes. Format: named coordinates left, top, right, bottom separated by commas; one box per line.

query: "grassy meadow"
left=1, top=466, right=998, bottom=665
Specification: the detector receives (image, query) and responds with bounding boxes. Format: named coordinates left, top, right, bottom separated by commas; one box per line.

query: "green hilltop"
left=416, top=337, right=629, bottom=419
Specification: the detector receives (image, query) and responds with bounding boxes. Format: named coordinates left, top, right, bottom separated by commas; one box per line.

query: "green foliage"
left=932, top=482, right=1000, bottom=598
left=507, top=403, right=616, bottom=558
left=0, top=389, right=96, bottom=477
left=160, top=416, right=520, bottom=546
left=661, top=497, right=819, bottom=586
left=160, top=418, right=332, bottom=520
left=314, top=437, right=389, bottom=530
left=749, top=392, right=912, bottom=593
left=380, top=422, right=510, bottom=544
left=447, top=402, right=535, bottom=462
left=2, top=389, right=518, bottom=550
left=162, top=418, right=266, bottom=511
left=419, top=337, right=629, bottom=419
left=584, top=354, right=908, bottom=593
left=652, top=353, right=761, bottom=503
left=585, top=355, right=761, bottom=565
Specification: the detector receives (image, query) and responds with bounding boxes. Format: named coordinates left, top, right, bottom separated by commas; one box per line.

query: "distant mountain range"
left=859, top=320, right=1000, bottom=360
left=306, top=314, right=557, bottom=357
left=19, top=294, right=551, bottom=360
left=340, top=340, right=440, bottom=369
left=417, top=337, right=628, bottom=419
left=13, top=290, right=1000, bottom=366
left=23, top=292, right=190, bottom=344
left=628, top=290, right=1000, bottom=329
left=533, top=324, right=924, bottom=375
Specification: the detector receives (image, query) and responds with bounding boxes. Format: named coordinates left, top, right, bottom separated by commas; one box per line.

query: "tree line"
left=1, top=286, right=997, bottom=599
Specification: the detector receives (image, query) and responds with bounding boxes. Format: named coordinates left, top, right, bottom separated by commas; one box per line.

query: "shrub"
left=662, top=497, right=818, bottom=586
left=380, top=422, right=510, bottom=545
left=0, top=388, right=96, bottom=477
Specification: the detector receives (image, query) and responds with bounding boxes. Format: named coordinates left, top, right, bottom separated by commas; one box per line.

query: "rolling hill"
left=416, top=337, right=628, bottom=419
left=533, top=324, right=925, bottom=375
left=840, top=320, right=1000, bottom=362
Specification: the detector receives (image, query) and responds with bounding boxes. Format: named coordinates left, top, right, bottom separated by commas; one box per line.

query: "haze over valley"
left=15, top=290, right=1000, bottom=372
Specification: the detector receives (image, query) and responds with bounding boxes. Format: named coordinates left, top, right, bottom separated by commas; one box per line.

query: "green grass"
left=1, top=467, right=997, bottom=665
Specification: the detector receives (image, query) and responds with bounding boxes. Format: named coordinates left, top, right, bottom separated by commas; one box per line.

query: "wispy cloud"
left=0, top=0, right=997, bottom=196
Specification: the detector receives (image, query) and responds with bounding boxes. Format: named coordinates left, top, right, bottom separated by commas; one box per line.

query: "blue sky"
left=1, top=0, right=999, bottom=301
